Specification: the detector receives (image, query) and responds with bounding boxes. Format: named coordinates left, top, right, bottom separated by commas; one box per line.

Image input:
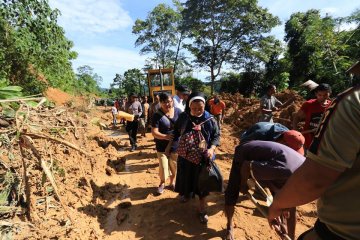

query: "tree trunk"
left=210, top=66, right=215, bottom=95
left=173, top=33, right=183, bottom=74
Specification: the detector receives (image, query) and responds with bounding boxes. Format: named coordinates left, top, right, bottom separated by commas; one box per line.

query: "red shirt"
left=114, top=100, right=120, bottom=110
left=301, top=99, right=331, bottom=148
left=208, top=99, right=225, bottom=115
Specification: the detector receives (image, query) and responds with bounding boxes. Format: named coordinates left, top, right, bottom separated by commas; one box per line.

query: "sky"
left=48, top=0, right=359, bottom=88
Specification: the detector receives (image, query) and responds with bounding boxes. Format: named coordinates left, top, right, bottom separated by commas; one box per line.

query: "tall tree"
left=0, top=0, right=77, bottom=94
left=122, top=69, right=146, bottom=96
left=182, top=0, right=280, bottom=94
left=132, top=1, right=184, bottom=71
left=76, top=65, right=102, bottom=94
left=285, top=9, right=359, bottom=93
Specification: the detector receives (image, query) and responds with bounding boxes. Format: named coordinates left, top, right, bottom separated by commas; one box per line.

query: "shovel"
left=246, top=179, right=292, bottom=240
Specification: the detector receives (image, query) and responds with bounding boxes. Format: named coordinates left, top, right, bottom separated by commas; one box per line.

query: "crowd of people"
left=106, top=79, right=359, bottom=239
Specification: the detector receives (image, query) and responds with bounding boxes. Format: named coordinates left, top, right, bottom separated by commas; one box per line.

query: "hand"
left=272, top=107, right=279, bottom=112
left=268, top=204, right=289, bottom=238
left=163, top=134, right=174, bottom=141
left=207, top=147, right=215, bottom=160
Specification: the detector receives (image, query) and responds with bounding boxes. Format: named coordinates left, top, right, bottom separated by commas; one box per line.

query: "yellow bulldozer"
left=147, top=68, right=175, bottom=99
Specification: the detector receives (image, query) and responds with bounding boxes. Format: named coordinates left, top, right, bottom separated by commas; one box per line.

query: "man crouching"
left=224, top=141, right=305, bottom=240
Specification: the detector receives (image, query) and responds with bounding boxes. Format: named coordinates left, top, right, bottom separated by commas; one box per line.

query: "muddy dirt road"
left=74, top=107, right=316, bottom=240
left=13, top=106, right=316, bottom=239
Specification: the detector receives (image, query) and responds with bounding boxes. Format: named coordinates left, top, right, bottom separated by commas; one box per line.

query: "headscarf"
left=185, top=92, right=206, bottom=114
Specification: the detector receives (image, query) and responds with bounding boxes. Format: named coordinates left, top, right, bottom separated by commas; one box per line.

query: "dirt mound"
left=45, top=87, right=72, bottom=106
left=222, top=90, right=304, bottom=130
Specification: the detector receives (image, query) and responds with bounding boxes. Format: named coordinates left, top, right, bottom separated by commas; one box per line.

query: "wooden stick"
left=22, top=132, right=90, bottom=157
left=68, top=117, right=79, bottom=139
left=20, top=136, right=75, bottom=224
left=19, top=144, right=37, bottom=222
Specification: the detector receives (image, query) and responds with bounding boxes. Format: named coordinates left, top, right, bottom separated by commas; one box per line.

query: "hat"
left=176, top=85, right=190, bottom=94
left=282, top=130, right=305, bottom=155
left=300, top=80, right=319, bottom=91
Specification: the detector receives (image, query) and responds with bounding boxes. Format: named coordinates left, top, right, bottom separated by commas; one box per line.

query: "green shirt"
left=308, top=86, right=360, bottom=240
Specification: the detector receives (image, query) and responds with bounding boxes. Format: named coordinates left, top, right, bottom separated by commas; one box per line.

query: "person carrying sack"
left=172, top=92, right=221, bottom=224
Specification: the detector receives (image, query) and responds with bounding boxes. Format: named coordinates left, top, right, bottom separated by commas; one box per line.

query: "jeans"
left=126, top=120, right=139, bottom=147
left=112, top=114, right=117, bottom=126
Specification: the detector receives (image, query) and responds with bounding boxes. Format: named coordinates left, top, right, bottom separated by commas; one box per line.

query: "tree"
left=76, top=65, right=102, bottom=94
left=122, top=69, right=147, bottom=97
left=177, top=76, right=205, bottom=92
left=0, top=0, right=77, bottom=94
left=132, top=1, right=184, bottom=71
left=182, top=0, right=280, bottom=94
left=264, top=41, right=290, bottom=91
left=285, top=9, right=360, bottom=93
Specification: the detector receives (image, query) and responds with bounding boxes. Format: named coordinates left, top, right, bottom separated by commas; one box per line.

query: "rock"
left=78, top=177, right=88, bottom=187
left=105, top=167, right=113, bottom=176
left=0, top=119, right=10, bottom=128
left=63, top=148, right=70, bottom=154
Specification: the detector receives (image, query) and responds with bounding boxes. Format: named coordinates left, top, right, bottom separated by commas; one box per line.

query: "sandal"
left=224, top=227, right=235, bottom=240
left=199, top=212, right=208, bottom=224
left=157, top=184, right=165, bottom=195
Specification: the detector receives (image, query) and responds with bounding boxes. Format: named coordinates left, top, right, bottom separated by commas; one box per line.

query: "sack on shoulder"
left=177, top=130, right=205, bottom=164
left=198, top=160, right=223, bottom=193
left=177, top=116, right=213, bottom=164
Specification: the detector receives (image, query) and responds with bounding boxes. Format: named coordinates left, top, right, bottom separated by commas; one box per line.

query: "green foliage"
left=182, top=0, right=280, bottom=94
left=219, top=71, right=266, bottom=97
left=75, top=65, right=102, bottom=95
left=132, top=1, right=184, bottom=70
left=110, top=69, right=147, bottom=97
left=177, top=76, right=205, bottom=92
left=0, top=85, right=22, bottom=99
left=0, top=0, right=77, bottom=95
left=284, top=9, right=359, bottom=93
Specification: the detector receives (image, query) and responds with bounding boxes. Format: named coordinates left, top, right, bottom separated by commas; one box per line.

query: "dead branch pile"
left=0, top=98, right=103, bottom=239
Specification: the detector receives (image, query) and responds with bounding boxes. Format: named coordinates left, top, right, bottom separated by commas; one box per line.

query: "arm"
left=221, top=102, right=226, bottom=121
left=268, top=158, right=343, bottom=221
left=151, top=127, right=172, bottom=141
left=208, top=119, right=220, bottom=159
left=292, top=109, right=306, bottom=130
left=137, top=103, right=143, bottom=118
left=279, top=96, right=295, bottom=109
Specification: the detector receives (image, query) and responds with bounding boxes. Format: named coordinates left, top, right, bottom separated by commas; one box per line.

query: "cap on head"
left=282, top=130, right=305, bottom=155
left=176, top=85, right=190, bottom=95
left=314, top=83, right=331, bottom=93
left=301, top=80, right=319, bottom=91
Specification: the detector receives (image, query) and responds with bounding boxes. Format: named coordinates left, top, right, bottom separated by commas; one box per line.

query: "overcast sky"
left=49, top=0, right=359, bottom=88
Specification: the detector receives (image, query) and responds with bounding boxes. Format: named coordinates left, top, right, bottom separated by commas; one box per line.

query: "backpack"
left=177, top=116, right=214, bottom=164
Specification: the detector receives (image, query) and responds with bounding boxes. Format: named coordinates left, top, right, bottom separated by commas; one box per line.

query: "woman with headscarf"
left=172, top=92, right=220, bottom=224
